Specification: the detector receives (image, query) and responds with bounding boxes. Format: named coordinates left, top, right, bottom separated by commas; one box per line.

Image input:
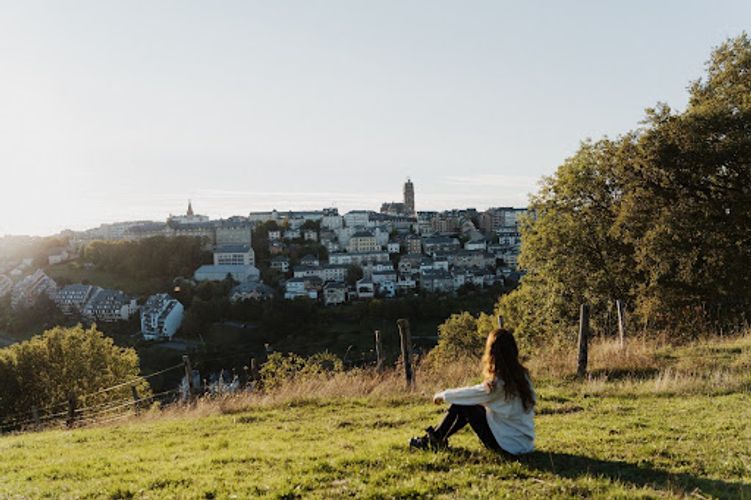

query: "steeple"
left=187, top=200, right=194, bottom=216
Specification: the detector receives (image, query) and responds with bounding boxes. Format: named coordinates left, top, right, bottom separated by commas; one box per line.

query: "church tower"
left=187, top=200, right=194, bottom=216
left=403, top=178, right=415, bottom=215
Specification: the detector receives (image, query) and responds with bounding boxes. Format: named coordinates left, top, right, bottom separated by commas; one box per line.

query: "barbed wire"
left=0, top=351, right=266, bottom=434
left=0, top=362, right=185, bottom=429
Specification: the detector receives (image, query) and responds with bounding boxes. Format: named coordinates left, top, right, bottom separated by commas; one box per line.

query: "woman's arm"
left=434, top=382, right=500, bottom=406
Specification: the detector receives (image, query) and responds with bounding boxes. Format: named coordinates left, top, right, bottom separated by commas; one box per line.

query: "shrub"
left=0, top=325, right=149, bottom=422
left=260, top=351, right=344, bottom=390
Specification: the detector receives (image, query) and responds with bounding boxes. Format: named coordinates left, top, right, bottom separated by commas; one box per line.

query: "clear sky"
left=1, top=1, right=749, bottom=236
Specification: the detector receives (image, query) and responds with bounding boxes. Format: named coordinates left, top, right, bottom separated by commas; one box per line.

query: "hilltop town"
left=0, top=180, right=526, bottom=342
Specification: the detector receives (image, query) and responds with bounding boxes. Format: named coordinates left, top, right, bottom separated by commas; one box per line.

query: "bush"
left=425, top=312, right=491, bottom=367
left=260, top=351, right=344, bottom=390
left=0, top=325, right=150, bottom=422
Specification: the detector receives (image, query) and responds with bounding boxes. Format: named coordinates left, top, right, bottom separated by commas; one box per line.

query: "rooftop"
left=214, top=244, right=251, bottom=253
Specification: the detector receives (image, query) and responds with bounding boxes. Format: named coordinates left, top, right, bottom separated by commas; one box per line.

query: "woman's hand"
left=433, top=394, right=444, bottom=405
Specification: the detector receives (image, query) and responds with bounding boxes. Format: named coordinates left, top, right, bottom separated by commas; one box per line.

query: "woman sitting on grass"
left=410, top=328, right=535, bottom=455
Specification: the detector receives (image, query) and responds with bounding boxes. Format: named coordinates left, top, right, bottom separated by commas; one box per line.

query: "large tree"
left=500, top=34, right=751, bottom=341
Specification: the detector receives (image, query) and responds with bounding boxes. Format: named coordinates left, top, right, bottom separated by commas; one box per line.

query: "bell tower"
left=403, top=178, right=415, bottom=215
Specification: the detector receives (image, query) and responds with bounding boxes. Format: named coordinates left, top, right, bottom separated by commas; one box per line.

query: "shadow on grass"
left=520, top=451, right=750, bottom=497
left=587, top=367, right=660, bottom=380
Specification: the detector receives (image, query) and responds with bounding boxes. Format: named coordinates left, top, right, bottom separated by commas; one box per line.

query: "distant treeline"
left=499, top=34, right=751, bottom=341
left=175, top=276, right=503, bottom=344
left=84, top=236, right=211, bottom=280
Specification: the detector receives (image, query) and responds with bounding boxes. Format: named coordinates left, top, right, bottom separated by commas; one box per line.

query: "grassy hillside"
left=1, top=336, right=750, bottom=498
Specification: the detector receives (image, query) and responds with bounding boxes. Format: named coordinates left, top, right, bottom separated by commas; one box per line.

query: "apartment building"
left=141, top=294, right=184, bottom=340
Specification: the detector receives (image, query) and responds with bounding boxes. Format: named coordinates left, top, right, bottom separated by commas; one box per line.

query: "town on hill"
left=0, top=179, right=527, bottom=343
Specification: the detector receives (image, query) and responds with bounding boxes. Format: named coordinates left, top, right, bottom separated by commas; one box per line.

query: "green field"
left=2, top=335, right=751, bottom=498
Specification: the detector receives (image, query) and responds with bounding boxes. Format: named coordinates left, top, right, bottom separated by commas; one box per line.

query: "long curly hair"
left=482, top=329, right=535, bottom=412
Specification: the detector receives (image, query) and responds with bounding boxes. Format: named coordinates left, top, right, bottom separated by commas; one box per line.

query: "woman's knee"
left=448, top=403, right=479, bottom=417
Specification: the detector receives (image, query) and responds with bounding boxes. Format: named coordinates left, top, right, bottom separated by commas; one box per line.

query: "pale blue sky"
left=1, top=1, right=749, bottom=236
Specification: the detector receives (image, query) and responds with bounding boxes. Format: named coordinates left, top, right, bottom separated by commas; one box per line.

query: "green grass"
left=46, top=261, right=170, bottom=298
left=1, top=384, right=750, bottom=497
left=2, top=335, right=751, bottom=498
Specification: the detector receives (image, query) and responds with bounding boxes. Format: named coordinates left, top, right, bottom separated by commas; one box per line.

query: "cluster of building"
left=1, top=269, right=59, bottom=310
left=237, top=181, right=528, bottom=305
left=54, top=283, right=138, bottom=322
left=274, top=213, right=522, bottom=305
left=76, top=201, right=254, bottom=250
left=55, top=282, right=184, bottom=341
left=0, top=265, right=183, bottom=341
left=22, top=180, right=527, bottom=340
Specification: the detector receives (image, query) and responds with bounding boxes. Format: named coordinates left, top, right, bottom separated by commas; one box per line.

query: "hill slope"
left=1, top=338, right=751, bottom=498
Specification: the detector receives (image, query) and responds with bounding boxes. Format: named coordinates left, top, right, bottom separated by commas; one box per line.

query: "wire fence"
left=0, top=328, right=402, bottom=436
left=0, top=362, right=186, bottom=434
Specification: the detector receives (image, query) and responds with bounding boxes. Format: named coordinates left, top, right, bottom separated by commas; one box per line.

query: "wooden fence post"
left=616, top=300, right=626, bottom=348
left=182, top=355, right=194, bottom=398
left=374, top=330, right=384, bottom=372
left=577, top=304, right=590, bottom=378
left=131, top=385, right=141, bottom=416
left=250, top=358, right=259, bottom=381
left=396, top=319, right=415, bottom=389
left=31, top=405, right=40, bottom=429
left=67, top=391, right=77, bottom=428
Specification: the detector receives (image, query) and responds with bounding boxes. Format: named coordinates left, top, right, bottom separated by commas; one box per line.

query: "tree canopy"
left=84, top=236, right=211, bottom=280
left=500, top=34, right=751, bottom=341
left=0, top=325, right=149, bottom=422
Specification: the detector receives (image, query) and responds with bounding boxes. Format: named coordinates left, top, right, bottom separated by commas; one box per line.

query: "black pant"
left=434, top=404, right=504, bottom=452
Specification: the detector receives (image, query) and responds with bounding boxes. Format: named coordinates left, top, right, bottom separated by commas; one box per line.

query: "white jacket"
left=435, top=378, right=535, bottom=455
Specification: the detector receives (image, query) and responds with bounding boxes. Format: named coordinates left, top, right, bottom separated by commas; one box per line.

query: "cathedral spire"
left=187, top=200, right=194, bottom=216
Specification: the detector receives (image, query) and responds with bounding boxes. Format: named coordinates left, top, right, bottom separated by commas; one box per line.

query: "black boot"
left=409, top=426, right=447, bottom=451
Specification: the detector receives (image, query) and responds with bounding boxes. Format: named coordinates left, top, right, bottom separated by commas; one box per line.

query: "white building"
left=293, top=265, right=325, bottom=280
left=321, top=211, right=343, bottom=230
left=387, top=241, right=400, bottom=254
left=141, top=294, right=184, bottom=340
left=300, top=254, right=320, bottom=267
left=48, top=249, right=71, bottom=266
left=284, top=277, right=319, bottom=300
left=215, top=220, right=253, bottom=246
left=322, top=264, right=348, bottom=282
left=421, top=269, right=455, bottom=293
left=323, top=282, right=347, bottom=305
left=372, top=270, right=397, bottom=285
left=329, top=251, right=390, bottom=266
left=194, top=264, right=260, bottom=283
left=268, top=229, right=282, bottom=241
left=355, top=279, right=375, bottom=299
left=464, top=237, right=488, bottom=251
left=344, top=210, right=370, bottom=228
left=270, top=256, right=290, bottom=273
left=397, top=276, right=417, bottom=292
left=213, top=244, right=255, bottom=266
